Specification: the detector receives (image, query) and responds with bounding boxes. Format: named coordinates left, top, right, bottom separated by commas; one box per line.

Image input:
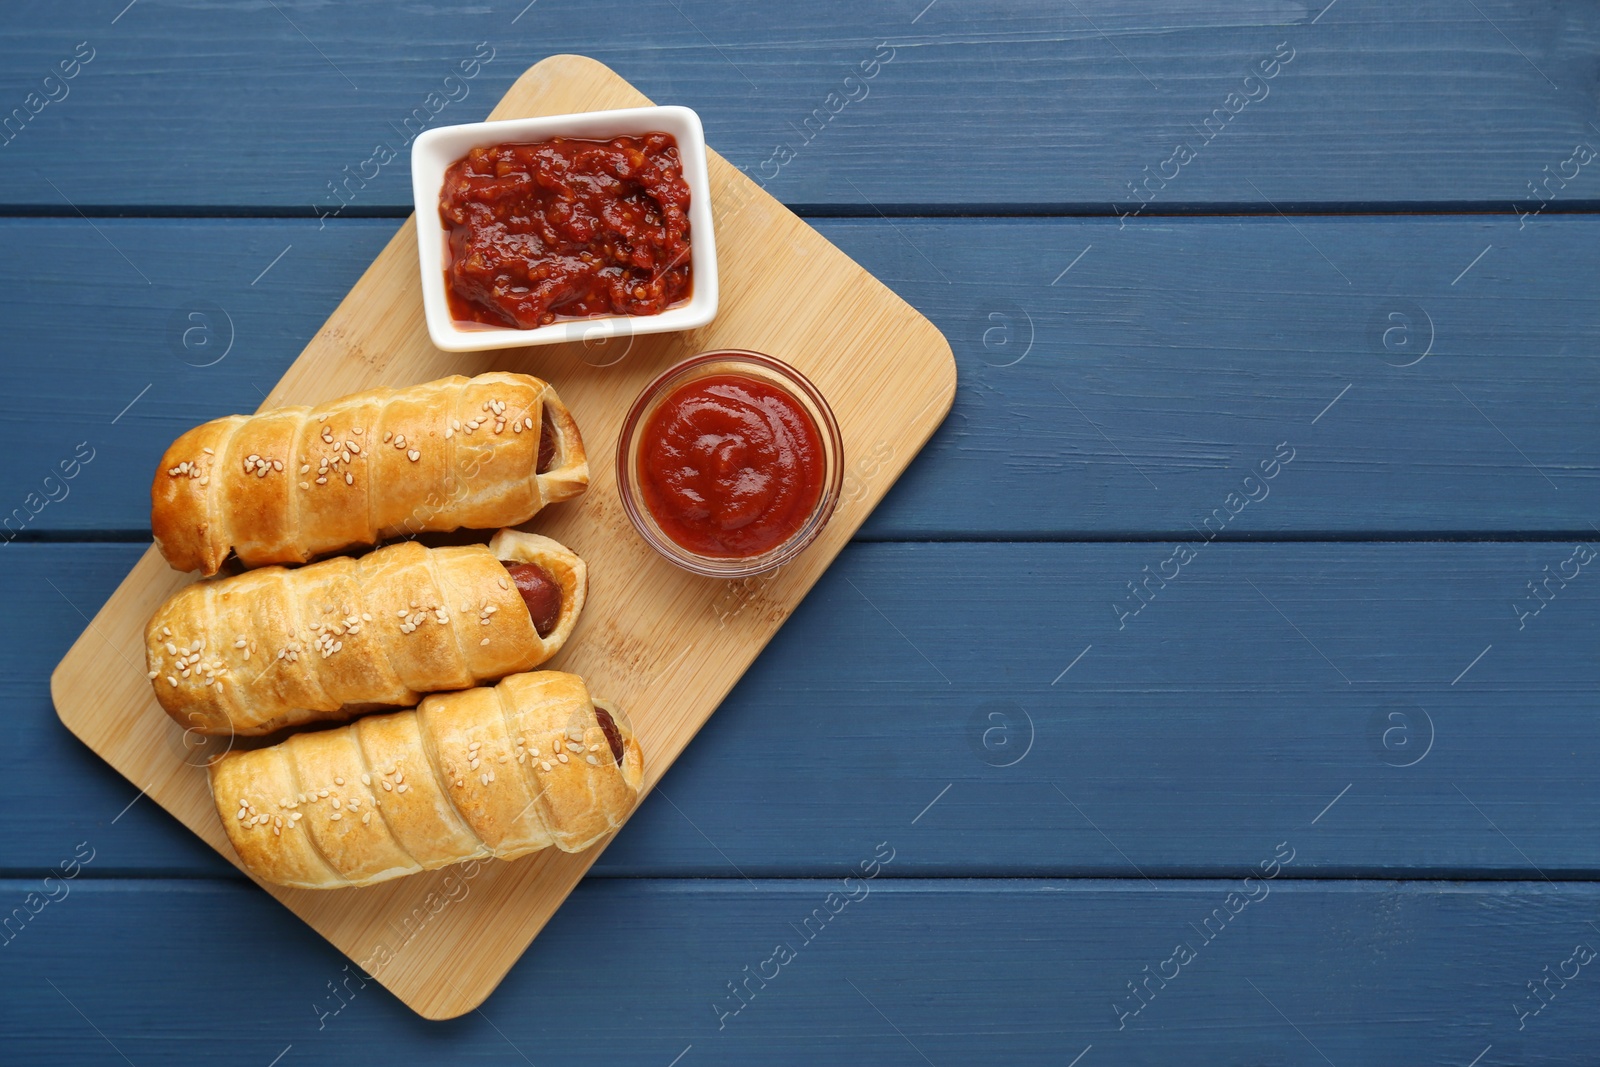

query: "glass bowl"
left=616, top=350, right=843, bottom=578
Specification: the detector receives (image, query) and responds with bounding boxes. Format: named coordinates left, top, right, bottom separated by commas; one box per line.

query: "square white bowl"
left=411, top=105, right=718, bottom=353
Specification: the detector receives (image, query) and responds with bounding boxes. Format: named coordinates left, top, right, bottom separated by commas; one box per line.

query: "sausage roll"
left=147, top=529, right=586, bottom=736
left=152, top=372, right=588, bottom=575
left=210, top=671, right=644, bottom=890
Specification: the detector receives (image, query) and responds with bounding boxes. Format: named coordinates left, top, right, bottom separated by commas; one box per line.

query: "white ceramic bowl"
left=410, top=105, right=718, bottom=353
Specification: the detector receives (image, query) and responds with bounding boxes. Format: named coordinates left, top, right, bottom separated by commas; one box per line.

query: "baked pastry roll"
left=211, top=671, right=644, bottom=890
left=151, top=372, right=587, bottom=575
left=147, top=529, right=585, bottom=736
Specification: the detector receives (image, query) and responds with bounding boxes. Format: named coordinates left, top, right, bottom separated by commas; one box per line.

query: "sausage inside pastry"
left=210, top=671, right=644, bottom=889
left=147, top=529, right=586, bottom=736
left=151, top=372, right=587, bottom=575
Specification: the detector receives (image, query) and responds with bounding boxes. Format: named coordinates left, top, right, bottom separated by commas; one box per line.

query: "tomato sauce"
left=439, top=134, right=692, bottom=329
left=639, top=374, right=825, bottom=558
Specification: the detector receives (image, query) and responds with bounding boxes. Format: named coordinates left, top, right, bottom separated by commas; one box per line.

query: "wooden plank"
left=3, top=2, right=1598, bottom=209
left=1, top=215, right=1595, bottom=539
left=46, top=56, right=955, bottom=1020
left=16, top=542, right=1598, bottom=877
left=4, top=877, right=1599, bottom=1064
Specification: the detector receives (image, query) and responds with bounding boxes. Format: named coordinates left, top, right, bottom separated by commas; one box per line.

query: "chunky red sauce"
left=639, top=374, right=824, bottom=558
left=439, top=134, right=692, bottom=329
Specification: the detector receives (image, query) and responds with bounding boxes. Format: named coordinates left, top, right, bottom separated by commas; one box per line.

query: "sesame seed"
left=236, top=809, right=247, bottom=820
left=480, top=637, right=490, bottom=646
left=362, top=812, right=371, bottom=825
left=330, top=812, right=342, bottom=820
left=290, top=812, right=302, bottom=822
left=361, top=773, right=371, bottom=785
left=345, top=473, right=353, bottom=485
left=587, top=755, right=599, bottom=765
left=525, top=417, right=535, bottom=430
left=480, top=773, right=489, bottom=786
left=407, top=449, right=420, bottom=462
left=331, top=799, right=340, bottom=809
left=167, top=676, right=178, bottom=687
left=396, top=783, right=409, bottom=793
left=540, top=760, right=551, bottom=771
left=202, top=447, right=214, bottom=455
left=146, top=669, right=158, bottom=679
left=381, top=781, right=392, bottom=790
left=558, top=754, right=569, bottom=764
left=318, top=789, right=329, bottom=798
left=334, top=777, right=344, bottom=786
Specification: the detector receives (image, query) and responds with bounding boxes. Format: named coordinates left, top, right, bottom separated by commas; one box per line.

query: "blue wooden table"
left=4, top=2, right=1599, bottom=1063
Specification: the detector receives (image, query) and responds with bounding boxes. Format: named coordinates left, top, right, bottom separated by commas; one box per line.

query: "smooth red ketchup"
left=638, top=374, right=824, bottom=558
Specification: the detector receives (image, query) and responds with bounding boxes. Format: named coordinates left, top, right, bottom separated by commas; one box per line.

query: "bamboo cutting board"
left=50, top=55, right=955, bottom=1019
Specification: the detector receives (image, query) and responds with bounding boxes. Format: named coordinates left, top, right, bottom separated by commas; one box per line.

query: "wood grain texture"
left=4, top=877, right=1598, bottom=1066
left=17, top=541, right=1598, bottom=877
left=46, top=56, right=955, bottom=1018
left=2, top=215, right=1597, bottom=538
left=4, top=2, right=1598, bottom=209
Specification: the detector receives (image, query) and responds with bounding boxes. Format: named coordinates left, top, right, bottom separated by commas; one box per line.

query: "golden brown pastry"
left=151, top=372, right=587, bottom=575
left=147, top=529, right=586, bottom=736
left=210, top=671, right=643, bottom=889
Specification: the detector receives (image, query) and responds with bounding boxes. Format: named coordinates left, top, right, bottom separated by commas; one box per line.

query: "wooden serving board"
left=49, top=55, right=954, bottom=1019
